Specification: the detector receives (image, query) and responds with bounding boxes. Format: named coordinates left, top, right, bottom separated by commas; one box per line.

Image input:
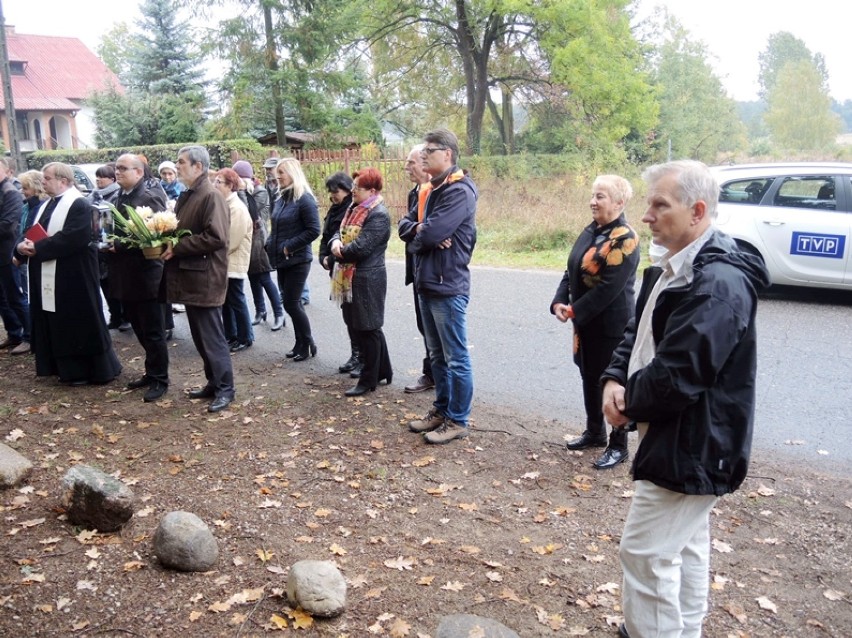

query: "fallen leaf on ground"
left=755, top=596, right=777, bottom=613
left=441, top=581, right=465, bottom=592
left=384, top=556, right=415, bottom=571
left=712, top=539, right=733, bottom=553
left=823, top=589, right=845, bottom=601
left=256, top=548, right=274, bottom=563
left=390, top=617, right=411, bottom=637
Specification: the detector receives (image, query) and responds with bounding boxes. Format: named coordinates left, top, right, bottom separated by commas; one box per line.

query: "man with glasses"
left=109, top=154, right=170, bottom=402
left=402, top=129, right=478, bottom=444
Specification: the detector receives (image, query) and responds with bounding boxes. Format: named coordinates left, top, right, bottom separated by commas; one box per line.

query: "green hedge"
left=26, top=139, right=277, bottom=171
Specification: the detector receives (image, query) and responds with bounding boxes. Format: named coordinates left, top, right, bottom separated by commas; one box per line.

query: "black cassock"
left=25, top=194, right=121, bottom=384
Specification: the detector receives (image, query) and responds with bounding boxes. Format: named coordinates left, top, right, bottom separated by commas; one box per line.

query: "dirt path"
left=1, top=349, right=850, bottom=637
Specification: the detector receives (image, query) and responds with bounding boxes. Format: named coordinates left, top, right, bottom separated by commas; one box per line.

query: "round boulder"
left=153, top=511, right=219, bottom=572
left=286, top=560, right=346, bottom=617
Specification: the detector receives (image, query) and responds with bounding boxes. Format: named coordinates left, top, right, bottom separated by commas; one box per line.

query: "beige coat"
left=164, top=175, right=229, bottom=307
left=225, top=192, right=253, bottom=279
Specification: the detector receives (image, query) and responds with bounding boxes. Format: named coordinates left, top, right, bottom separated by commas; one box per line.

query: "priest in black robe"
left=15, top=162, right=121, bottom=385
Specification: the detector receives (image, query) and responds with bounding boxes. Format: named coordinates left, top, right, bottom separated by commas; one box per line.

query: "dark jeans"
left=123, top=299, right=169, bottom=384
left=185, top=305, right=234, bottom=399
left=161, top=303, right=174, bottom=330
left=412, top=284, right=432, bottom=380
left=223, top=278, right=254, bottom=344
left=577, top=334, right=627, bottom=452
left=277, top=262, right=312, bottom=343
left=249, top=271, right=283, bottom=317
left=0, top=262, right=30, bottom=341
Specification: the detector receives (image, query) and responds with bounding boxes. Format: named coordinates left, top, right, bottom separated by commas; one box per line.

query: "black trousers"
left=577, top=334, right=627, bottom=451
left=277, top=262, right=312, bottom=343
left=353, top=327, right=392, bottom=388
left=412, top=285, right=432, bottom=380
left=123, top=299, right=169, bottom=385
left=185, top=305, right=234, bottom=399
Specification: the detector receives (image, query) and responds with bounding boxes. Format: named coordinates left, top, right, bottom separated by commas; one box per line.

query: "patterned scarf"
left=330, top=194, right=382, bottom=305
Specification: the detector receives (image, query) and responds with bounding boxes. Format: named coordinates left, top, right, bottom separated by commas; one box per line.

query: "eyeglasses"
left=422, top=146, right=447, bottom=154
left=115, top=165, right=132, bottom=172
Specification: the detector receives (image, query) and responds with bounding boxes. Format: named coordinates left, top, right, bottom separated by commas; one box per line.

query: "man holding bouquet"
left=109, top=154, right=170, bottom=402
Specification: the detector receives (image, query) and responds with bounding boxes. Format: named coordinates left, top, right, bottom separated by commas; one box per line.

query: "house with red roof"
left=1, top=25, right=123, bottom=151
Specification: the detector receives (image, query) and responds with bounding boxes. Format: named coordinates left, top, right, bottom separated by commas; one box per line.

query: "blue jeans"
left=223, top=278, right=254, bottom=344
left=249, top=271, right=283, bottom=317
left=418, top=294, right=473, bottom=426
left=0, top=262, right=30, bottom=341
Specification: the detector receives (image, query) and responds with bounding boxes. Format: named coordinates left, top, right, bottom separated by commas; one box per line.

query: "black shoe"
left=618, top=623, right=630, bottom=638
left=271, top=315, right=285, bottom=331
left=164, top=329, right=174, bottom=341
left=143, top=382, right=168, bottom=403
left=593, top=447, right=629, bottom=470
left=208, top=396, right=233, bottom=413
left=338, top=354, right=360, bottom=373
left=349, top=364, right=363, bottom=378
left=285, top=342, right=299, bottom=358
left=227, top=338, right=239, bottom=349
left=107, top=318, right=122, bottom=330
left=188, top=386, right=215, bottom=399
left=379, top=375, right=392, bottom=385
left=293, top=339, right=316, bottom=362
left=252, top=311, right=267, bottom=326
left=0, top=337, right=22, bottom=349
left=230, top=341, right=252, bottom=353
left=126, top=376, right=151, bottom=390
left=118, top=321, right=133, bottom=332
left=344, top=384, right=375, bottom=397
left=566, top=431, right=608, bottom=450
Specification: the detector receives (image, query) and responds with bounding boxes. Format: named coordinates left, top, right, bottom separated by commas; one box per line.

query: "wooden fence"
left=292, top=147, right=411, bottom=219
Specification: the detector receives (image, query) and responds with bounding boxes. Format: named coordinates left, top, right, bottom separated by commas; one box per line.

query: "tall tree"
left=764, top=59, right=841, bottom=151
left=647, top=12, right=745, bottom=162
left=758, top=32, right=827, bottom=101
left=128, top=0, right=205, bottom=94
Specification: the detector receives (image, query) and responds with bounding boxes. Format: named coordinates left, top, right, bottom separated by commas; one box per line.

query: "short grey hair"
left=593, top=174, right=633, bottom=212
left=642, top=160, right=719, bottom=219
left=177, top=145, right=210, bottom=172
left=43, top=162, right=75, bottom=184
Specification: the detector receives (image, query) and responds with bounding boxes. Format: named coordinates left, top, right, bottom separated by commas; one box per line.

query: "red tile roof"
left=0, top=28, right=123, bottom=112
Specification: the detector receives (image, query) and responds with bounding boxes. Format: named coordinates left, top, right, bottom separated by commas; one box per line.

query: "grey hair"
left=642, top=160, right=719, bottom=219
left=177, top=145, right=210, bottom=172
left=408, top=143, right=425, bottom=158
left=593, top=174, right=634, bottom=211
left=43, top=162, right=75, bottom=184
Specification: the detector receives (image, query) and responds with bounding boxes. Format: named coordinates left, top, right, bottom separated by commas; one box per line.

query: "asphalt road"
left=176, top=260, right=852, bottom=474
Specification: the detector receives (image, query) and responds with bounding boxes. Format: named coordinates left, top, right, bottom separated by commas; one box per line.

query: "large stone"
left=435, top=614, right=520, bottom=638
left=286, top=560, right=346, bottom=617
left=0, top=443, right=33, bottom=488
left=153, top=511, right=219, bottom=572
left=61, top=464, right=135, bottom=532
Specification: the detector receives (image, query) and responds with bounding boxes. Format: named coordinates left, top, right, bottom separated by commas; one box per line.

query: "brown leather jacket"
left=164, top=175, right=229, bottom=307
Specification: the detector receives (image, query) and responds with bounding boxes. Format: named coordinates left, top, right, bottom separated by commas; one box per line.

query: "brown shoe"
left=409, top=408, right=445, bottom=433
left=9, top=341, right=31, bottom=355
left=404, top=375, right=435, bottom=394
left=424, top=420, right=469, bottom=445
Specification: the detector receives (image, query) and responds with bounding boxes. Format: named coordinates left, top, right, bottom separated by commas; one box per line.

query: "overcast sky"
left=6, top=0, right=852, bottom=103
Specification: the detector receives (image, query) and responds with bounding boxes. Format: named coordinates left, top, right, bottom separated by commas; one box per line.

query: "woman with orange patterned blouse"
left=550, top=175, right=640, bottom=470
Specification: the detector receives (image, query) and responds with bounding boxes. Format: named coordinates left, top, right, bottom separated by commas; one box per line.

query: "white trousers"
left=620, top=480, right=719, bottom=638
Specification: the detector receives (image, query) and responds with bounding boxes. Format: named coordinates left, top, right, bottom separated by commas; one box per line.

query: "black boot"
left=293, top=338, right=317, bottom=362
left=339, top=346, right=361, bottom=373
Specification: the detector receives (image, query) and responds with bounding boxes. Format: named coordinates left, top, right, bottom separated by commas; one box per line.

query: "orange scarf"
left=418, top=169, right=465, bottom=221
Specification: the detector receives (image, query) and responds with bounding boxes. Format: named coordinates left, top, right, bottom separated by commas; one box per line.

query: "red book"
left=25, top=223, right=49, bottom=242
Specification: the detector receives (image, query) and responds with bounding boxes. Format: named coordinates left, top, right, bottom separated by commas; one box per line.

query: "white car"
left=711, top=163, right=852, bottom=290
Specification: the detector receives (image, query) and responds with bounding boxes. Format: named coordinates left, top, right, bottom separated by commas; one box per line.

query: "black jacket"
left=266, top=190, right=320, bottom=270
left=319, top=195, right=353, bottom=276
left=399, top=168, right=477, bottom=297
left=109, top=179, right=168, bottom=301
left=332, top=202, right=391, bottom=331
left=602, top=231, right=770, bottom=496
left=0, top=177, right=22, bottom=265
left=551, top=214, right=639, bottom=343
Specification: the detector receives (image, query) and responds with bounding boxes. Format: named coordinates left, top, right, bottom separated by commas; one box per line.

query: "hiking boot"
left=424, top=420, right=469, bottom=445
left=409, top=409, right=445, bottom=433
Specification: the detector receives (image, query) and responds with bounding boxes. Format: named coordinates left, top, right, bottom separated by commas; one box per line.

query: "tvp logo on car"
left=791, top=232, right=846, bottom=259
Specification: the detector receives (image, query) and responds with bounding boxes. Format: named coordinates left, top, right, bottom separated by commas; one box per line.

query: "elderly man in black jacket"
left=109, top=154, right=170, bottom=402
left=601, top=160, right=770, bottom=638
